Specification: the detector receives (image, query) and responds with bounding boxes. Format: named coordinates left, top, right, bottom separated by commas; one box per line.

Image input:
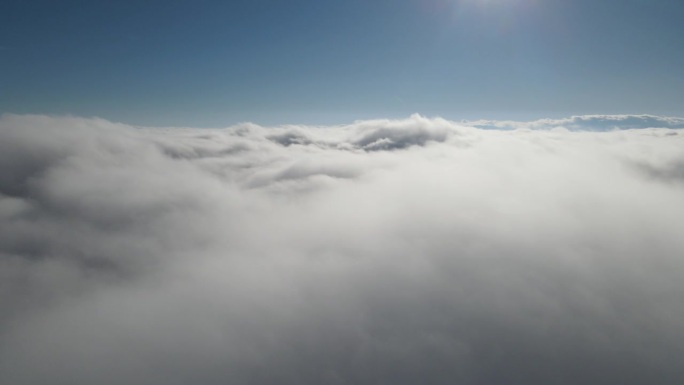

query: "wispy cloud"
left=464, top=114, right=684, bottom=131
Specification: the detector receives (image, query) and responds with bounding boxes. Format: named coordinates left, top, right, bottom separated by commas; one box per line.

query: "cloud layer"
left=466, top=114, right=684, bottom=131
left=1, top=113, right=684, bottom=384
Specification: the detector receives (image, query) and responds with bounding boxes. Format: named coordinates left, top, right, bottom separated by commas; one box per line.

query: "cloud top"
left=466, top=114, right=684, bottom=131
left=1, top=113, right=684, bottom=385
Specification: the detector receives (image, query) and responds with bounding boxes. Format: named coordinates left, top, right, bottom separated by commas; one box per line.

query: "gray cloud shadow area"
left=634, top=160, right=684, bottom=185
left=1, top=114, right=684, bottom=385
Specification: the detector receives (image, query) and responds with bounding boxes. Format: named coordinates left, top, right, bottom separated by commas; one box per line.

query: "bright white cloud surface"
left=1, top=114, right=683, bottom=384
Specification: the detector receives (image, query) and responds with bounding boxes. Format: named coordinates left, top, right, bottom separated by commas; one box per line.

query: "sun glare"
left=462, top=0, right=531, bottom=8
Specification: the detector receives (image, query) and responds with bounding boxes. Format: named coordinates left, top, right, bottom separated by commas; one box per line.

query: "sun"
left=462, top=0, right=530, bottom=7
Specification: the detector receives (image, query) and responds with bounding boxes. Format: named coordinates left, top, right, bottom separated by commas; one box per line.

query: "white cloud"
left=1, top=113, right=684, bottom=384
left=465, top=114, right=684, bottom=131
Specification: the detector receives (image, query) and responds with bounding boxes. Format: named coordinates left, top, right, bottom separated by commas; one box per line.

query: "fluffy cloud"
left=1, top=113, right=684, bottom=384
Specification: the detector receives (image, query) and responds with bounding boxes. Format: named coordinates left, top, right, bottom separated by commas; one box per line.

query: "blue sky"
left=1, top=0, right=683, bottom=126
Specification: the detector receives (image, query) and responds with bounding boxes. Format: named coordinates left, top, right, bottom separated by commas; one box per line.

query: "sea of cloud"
left=1, top=113, right=683, bottom=384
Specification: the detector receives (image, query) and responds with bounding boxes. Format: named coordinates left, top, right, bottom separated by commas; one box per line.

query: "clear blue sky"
left=2, top=0, right=683, bottom=126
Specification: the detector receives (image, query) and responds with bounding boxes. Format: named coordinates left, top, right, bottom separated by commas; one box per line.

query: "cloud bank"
left=1, top=113, right=684, bottom=385
left=466, top=114, right=684, bottom=131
